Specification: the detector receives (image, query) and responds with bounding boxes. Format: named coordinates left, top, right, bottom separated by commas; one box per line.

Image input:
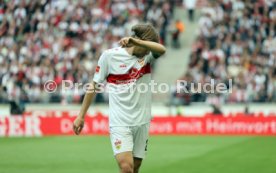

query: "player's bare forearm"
left=130, top=37, right=166, bottom=56
left=73, top=81, right=97, bottom=135
left=79, top=91, right=96, bottom=118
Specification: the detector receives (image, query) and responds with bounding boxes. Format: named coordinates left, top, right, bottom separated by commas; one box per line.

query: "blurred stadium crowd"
left=1, top=0, right=276, bottom=107
left=174, top=0, right=276, bottom=105
left=0, top=0, right=175, bottom=104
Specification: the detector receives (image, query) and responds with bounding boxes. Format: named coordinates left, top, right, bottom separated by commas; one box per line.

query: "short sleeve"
left=93, top=51, right=109, bottom=83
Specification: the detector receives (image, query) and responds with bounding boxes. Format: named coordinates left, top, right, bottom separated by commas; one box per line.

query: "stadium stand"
left=172, top=0, right=276, bottom=105
left=0, top=0, right=175, bottom=104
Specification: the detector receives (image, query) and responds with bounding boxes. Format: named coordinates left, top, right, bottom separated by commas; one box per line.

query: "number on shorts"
left=145, top=139, right=148, bottom=151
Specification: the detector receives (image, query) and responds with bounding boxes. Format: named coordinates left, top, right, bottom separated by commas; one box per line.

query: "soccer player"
left=73, top=23, right=166, bottom=173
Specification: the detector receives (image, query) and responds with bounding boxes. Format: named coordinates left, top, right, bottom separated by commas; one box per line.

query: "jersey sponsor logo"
left=107, top=63, right=151, bottom=84
left=129, top=68, right=139, bottom=78
left=95, top=66, right=100, bottom=73
left=119, top=64, right=127, bottom=68
left=114, top=139, right=122, bottom=150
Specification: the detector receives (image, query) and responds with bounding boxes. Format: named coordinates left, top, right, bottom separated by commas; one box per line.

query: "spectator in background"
left=211, top=104, right=223, bottom=115
left=0, top=86, right=8, bottom=103
left=171, top=19, right=185, bottom=48
left=183, top=0, right=197, bottom=22
left=244, top=105, right=254, bottom=116
left=173, top=0, right=276, bottom=105
left=0, top=0, right=174, bottom=104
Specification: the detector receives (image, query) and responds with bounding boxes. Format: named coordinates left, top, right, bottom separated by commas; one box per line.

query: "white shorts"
left=109, top=123, right=150, bottom=159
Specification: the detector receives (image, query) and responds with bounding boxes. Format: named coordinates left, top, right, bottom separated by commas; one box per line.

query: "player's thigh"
left=132, top=123, right=150, bottom=159
left=110, top=126, right=133, bottom=156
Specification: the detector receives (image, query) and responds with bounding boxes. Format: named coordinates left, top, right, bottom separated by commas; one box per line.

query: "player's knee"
left=119, top=162, right=133, bottom=173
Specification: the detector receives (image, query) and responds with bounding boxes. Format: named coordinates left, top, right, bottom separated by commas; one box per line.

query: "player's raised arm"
left=73, top=81, right=97, bottom=135
left=123, top=23, right=166, bottom=58
left=119, top=37, right=166, bottom=58
left=130, top=37, right=166, bottom=57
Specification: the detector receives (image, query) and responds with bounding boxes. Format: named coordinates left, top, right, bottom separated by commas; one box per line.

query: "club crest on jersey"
left=114, top=139, right=122, bottom=150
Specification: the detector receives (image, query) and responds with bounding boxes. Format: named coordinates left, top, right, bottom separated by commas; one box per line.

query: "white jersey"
left=93, top=47, right=155, bottom=127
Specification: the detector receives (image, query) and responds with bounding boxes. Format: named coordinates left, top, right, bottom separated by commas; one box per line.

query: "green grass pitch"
left=0, top=136, right=276, bottom=173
